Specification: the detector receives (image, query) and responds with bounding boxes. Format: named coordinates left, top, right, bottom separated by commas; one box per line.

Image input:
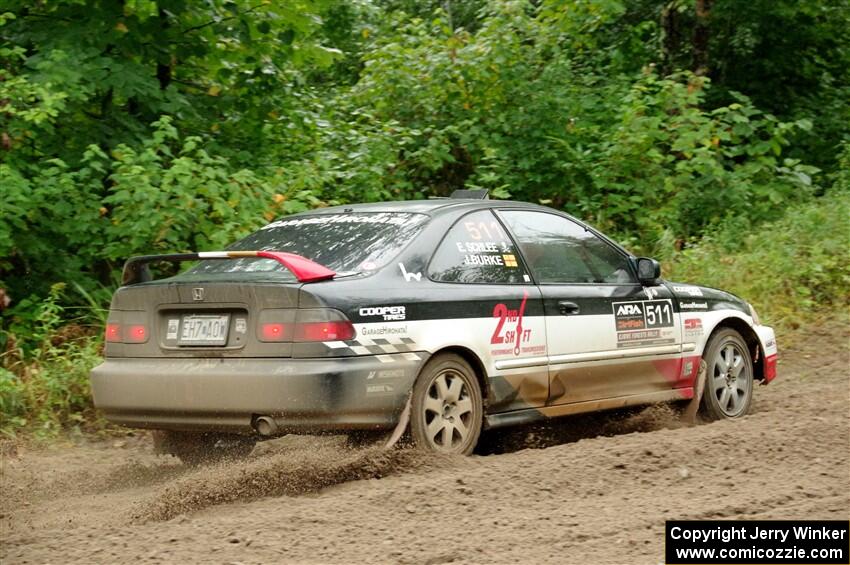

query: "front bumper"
left=754, top=324, right=779, bottom=383
left=90, top=353, right=427, bottom=433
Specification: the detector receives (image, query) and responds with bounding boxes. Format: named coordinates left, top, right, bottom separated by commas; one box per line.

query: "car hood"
left=663, top=281, right=749, bottom=315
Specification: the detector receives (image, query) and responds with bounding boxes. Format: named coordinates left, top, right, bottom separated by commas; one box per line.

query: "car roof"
left=287, top=198, right=554, bottom=217
left=290, top=198, right=633, bottom=259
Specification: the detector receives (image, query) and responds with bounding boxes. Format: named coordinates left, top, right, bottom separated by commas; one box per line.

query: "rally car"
left=90, top=192, right=778, bottom=460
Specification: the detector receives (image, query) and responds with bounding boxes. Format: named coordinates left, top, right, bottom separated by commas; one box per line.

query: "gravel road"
left=2, top=320, right=847, bottom=564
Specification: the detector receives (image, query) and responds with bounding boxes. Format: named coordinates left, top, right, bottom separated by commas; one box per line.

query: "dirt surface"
left=2, top=321, right=848, bottom=564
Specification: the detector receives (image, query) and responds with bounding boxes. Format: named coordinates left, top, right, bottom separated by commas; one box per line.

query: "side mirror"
left=636, top=257, right=661, bottom=286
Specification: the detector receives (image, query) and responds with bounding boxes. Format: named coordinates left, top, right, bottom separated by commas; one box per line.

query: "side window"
left=499, top=211, right=635, bottom=284
left=429, top=211, right=529, bottom=284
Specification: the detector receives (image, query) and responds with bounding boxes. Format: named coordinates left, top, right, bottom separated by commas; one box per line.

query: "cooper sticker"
left=359, top=306, right=406, bottom=321
left=680, top=301, right=708, bottom=310
left=673, top=285, right=704, bottom=297
left=613, top=299, right=674, bottom=331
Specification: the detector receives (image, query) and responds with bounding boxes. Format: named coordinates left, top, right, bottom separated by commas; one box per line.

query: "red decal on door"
left=514, top=290, right=528, bottom=356
left=491, top=304, right=508, bottom=345
left=491, top=291, right=531, bottom=356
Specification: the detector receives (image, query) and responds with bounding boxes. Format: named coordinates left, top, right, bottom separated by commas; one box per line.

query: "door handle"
left=558, top=301, right=580, bottom=315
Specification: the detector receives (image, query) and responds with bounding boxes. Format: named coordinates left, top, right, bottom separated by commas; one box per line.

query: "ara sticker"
left=613, top=299, right=674, bottom=331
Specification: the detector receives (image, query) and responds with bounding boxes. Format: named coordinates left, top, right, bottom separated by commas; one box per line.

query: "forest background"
left=1, top=0, right=847, bottom=436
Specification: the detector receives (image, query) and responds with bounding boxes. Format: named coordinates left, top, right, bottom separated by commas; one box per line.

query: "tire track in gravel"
left=2, top=318, right=847, bottom=564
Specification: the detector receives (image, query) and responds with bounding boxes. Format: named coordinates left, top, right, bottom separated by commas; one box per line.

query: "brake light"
left=294, top=321, right=355, bottom=342
left=261, top=323, right=289, bottom=342
left=126, top=324, right=148, bottom=343
left=105, top=324, right=122, bottom=342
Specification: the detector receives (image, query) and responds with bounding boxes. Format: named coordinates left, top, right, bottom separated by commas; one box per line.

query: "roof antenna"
left=450, top=189, right=489, bottom=200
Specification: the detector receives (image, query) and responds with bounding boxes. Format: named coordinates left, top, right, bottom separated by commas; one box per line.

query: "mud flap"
left=384, top=393, right=412, bottom=449
left=683, top=360, right=707, bottom=424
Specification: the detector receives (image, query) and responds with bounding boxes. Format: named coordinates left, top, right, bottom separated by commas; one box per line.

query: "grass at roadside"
left=1, top=285, right=106, bottom=440
left=666, top=189, right=850, bottom=333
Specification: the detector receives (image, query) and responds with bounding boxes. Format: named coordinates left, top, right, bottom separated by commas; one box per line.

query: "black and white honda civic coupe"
left=91, top=193, right=778, bottom=459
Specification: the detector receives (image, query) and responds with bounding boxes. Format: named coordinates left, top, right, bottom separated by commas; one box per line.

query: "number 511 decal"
left=613, top=299, right=674, bottom=331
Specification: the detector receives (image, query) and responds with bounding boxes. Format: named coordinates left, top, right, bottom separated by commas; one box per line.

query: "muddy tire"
left=699, top=329, right=754, bottom=421
left=410, top=353, right=483, bottom=455
left=152, top=430, right=256, bottom=466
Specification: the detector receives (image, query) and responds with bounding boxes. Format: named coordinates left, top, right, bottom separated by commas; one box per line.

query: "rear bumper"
left=90, top=354, right=427, bottom=433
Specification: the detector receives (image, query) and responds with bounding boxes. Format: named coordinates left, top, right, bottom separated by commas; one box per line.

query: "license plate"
left=178, top=314, right=230, bottom=346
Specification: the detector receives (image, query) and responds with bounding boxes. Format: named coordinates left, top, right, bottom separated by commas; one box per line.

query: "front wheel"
left=152, top=430, right=256, bottom=465
left=700, top=329, right=754, bottom=420
left=410, top=353, right=483, bottom=455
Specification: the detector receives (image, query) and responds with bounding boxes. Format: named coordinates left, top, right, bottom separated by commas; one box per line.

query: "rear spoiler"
left=121, top=251, right=337, bottom=285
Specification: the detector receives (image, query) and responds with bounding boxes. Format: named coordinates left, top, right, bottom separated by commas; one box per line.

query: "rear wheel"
left=152, top=430, right=256, bottom=465
left=700, top=329, right=754, bottom=421
left=410, top=353, right=483, bottom=455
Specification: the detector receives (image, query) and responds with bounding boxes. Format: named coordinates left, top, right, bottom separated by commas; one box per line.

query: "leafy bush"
left=0, top=284, right=104, bottom=438
left=666, top=190, right=850, bottom=330
left=1, top=0, right=846, bottom=364
left=348, top=6, right=818, bottom=246
left=2, top=118, right=318, bottom=350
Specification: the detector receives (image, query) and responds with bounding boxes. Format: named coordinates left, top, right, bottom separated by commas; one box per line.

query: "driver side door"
left=497, top=210, right=683, bottom=406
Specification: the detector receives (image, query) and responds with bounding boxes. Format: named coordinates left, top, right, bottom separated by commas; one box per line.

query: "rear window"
left=184, top=212, right=428, bottom=281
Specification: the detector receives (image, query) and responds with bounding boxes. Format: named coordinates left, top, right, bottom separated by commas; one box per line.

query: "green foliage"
left=1, top=0, right=848, bottom=358
left=666, top=190, right=850, bottom=330
left=2, top=119, right=316, bottom=339
left=345, top=7, right=819, bottom=244
left=0, top=0, right=340, bottom=166
left=0, top=284, right=104, bottom=437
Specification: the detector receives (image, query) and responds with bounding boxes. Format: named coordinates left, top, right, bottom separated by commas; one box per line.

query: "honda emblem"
left=192, top=288, right=205, bottom=301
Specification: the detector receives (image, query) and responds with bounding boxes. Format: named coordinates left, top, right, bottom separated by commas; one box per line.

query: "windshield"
left=182, top=212, right=428, bottom=281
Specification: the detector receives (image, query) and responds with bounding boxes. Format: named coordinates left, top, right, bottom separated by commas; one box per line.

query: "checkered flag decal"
left=323, top=336, right=422, bottom=362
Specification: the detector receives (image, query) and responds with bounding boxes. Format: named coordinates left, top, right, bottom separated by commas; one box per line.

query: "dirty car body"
left=90, top=197, right=778, bottom=451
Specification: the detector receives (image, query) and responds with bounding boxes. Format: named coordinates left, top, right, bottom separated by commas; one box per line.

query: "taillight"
left=294, top=321, right=355, bottom=342
left=105, top=324, right=122, bottom=342
left=105, top=322, right=148, bottom=343
left=261, top=323, right=289, bottom=342
left=126, top=324, right=148, bottom=343
left=257, top=308, right=355, bottom=343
